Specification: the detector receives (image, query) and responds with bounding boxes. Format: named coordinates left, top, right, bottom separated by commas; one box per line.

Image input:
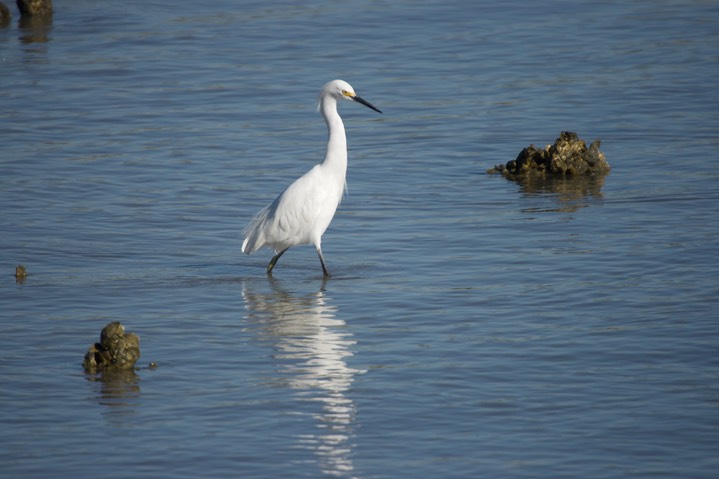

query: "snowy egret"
left=241, top=79, right=382, bottom=277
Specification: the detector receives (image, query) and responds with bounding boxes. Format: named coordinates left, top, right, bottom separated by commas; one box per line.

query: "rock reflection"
left=85, top=369, right=141, bottom=426
left=517, top=173, right=608, bottom=213
left=242, top=279, right=362, bottom=477
left=18, top=14, right=52, bottom=44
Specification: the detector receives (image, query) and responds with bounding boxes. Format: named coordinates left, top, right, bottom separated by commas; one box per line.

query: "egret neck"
left=319, top=94, right=348, bottom=184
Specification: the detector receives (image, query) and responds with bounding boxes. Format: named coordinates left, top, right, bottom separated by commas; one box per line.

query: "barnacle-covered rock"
left=83, top=322, right=140, bottom=373
left=16, top=0, right=52, bottom=17
left=488, top=131, right=610, bottom=178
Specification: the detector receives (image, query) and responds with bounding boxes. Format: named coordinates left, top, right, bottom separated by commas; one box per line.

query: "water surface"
left=2, top=1, right=718, bottom=478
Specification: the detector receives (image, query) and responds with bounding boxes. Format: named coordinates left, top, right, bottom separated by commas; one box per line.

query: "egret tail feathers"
left=242, top=203, right=274, bottom=255
left=241, top=224, right=264, bottom=255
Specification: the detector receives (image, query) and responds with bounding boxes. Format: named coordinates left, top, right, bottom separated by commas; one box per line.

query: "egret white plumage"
left=241, top=79, right=382, bottom=277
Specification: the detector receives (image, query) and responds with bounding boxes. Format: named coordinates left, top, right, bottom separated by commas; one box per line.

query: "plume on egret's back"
left=241, top=202, right=273, bottom=255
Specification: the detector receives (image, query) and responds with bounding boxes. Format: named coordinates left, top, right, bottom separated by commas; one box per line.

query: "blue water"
left=2, top=1, right=718, bottom=478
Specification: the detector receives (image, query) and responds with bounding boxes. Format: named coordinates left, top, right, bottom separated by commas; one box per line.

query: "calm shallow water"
left=2, top=1, right=718, bottom=478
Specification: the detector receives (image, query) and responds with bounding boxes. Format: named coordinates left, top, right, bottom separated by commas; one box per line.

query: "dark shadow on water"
left=241, top=277, right=363, bottom=478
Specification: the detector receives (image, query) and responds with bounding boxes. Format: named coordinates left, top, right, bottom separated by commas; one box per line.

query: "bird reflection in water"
left=242, top=279, right=363, bottom=477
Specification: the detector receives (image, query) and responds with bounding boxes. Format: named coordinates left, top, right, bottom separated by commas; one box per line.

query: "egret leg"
left=316, top=247, right=331, bottom=278
left=267, top=248, right=288, bottom=275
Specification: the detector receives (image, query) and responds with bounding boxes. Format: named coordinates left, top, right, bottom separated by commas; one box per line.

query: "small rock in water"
left=487, top=131, right=610, bottom=177
left=15, top=264, right=28, bottom=282
left=83, top=322, right=141, bottom=373
left=16, top=0, right=52, bottom=17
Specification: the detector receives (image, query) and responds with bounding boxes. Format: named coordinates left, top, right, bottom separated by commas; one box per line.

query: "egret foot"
left=267, top=248, right=288, bottom=275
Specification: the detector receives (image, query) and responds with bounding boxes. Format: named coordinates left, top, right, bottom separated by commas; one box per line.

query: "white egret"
left=241, top=79, right=382, bottom=277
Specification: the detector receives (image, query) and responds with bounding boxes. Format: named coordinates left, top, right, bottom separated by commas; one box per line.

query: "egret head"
left=320, top=79, right=382, bottom=113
